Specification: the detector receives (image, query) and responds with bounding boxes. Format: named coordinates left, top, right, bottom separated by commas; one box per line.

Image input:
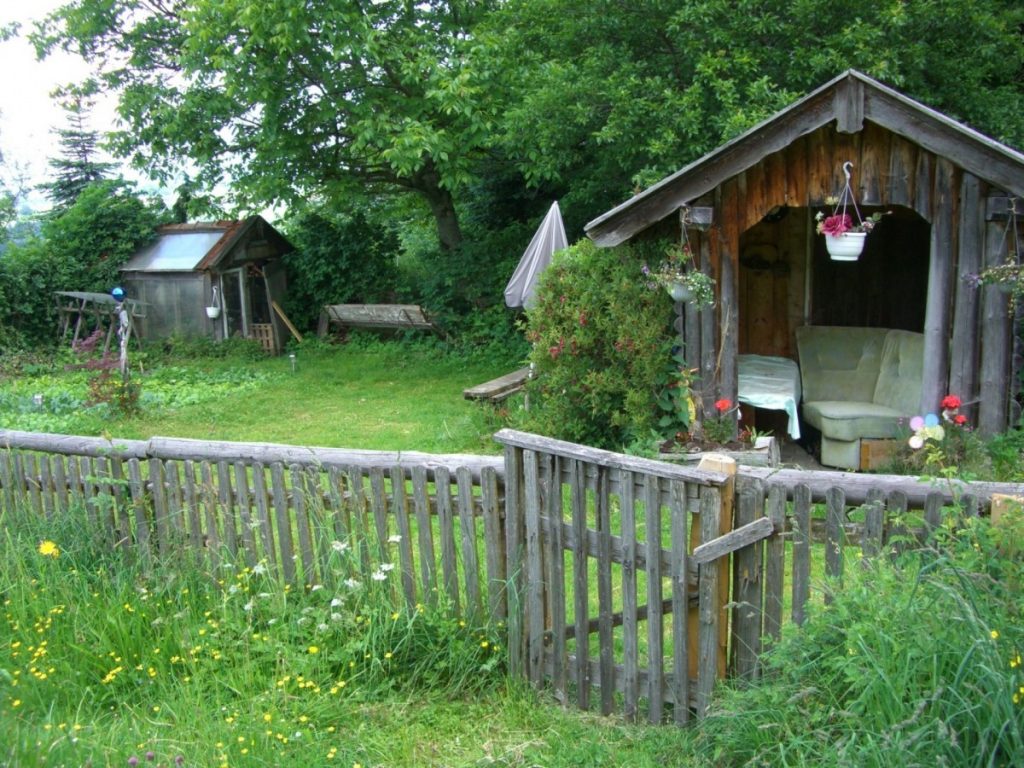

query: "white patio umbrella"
left=504, top=201, right=568, bottom=309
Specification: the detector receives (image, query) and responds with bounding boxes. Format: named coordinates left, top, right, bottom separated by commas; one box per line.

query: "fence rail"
left=3, top=427, right=1022, bottom=726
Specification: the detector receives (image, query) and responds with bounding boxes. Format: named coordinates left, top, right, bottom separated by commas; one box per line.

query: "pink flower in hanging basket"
left=818, top=213, right=854, bottom=237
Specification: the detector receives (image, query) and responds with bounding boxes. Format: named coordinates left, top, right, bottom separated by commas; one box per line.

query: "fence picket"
left=270, top=462, right=296, bottom=583
left=481, top=465, right=506, bottom=622
left=434, top=466, right=460, bottom=614
left=290, top=464, right=317, bottom=586
left=570, top=458, right=590, bottom=711
left=544, top=456, right=567, bottom=705
left=368, top=468, right=390, bottom=564
left=824, top=487, right=847, bottom=601
left=862, top=488, right=885, bottom=561
left=110, top=458, right=128, bottom=548
left=620, top=470, right=639, bottom=720
left=0, top=451, right=14, bottom=513
left=39, top=454, right=55, bottom=521
left=181, top=461, right=204, bottom=558
left=924, top=492, right=944, bottom=541
left=216, top=460, right=238, bottom=559
left=523, top=450, right=544, bottom=685
left=456, top=467, right=483, bottom=622
left=791, top=484, right=811, bottom=625
left=127, top=458, right=150, bottom=564
left=503, top=446, right=524, bottom=679
left=390, top=465, right=417, bottom=607
left=149, top=459, right=169, bottom=558
left=763, top=485, right=786, bottom=642
left=645, top=472, right=664, bottom=723
left=596, top=466, right=614, bottom=715
left=233, top=462, right=257, bottom=568
left=198, top=462, right=221, bottom=575
left=344, top=467, right=373, bottom=582
left=25, top=454, right=42, bottom=517
left=695, top=484, right=721, bottom=718
left=52, top=456, right=69, bottom=514
left=412, top=466, right=437, bottom=605
left=669, top=479, right=689, bottom=724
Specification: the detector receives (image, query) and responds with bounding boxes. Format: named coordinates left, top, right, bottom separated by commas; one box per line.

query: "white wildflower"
left=330, top=597, right=343, bottom=608
left=371, top=570, right=388, bottom=582
left=387, top=535, right=402, bottom=544
left=380, top=562, right=396, bottom=572
left=343, top=579, right=361, bottom=590
left=331, top=612, right=343, bottom=623
left=331, top=540, right=350, bottom=553
left=297, top=616, right=312, bottom=626
left=243, top=601, right=253, bottom=612
left=317, top=623, right=329, bottom=632
left=311, top=584, right=324, bottom=592
left=252, top=562, right=268, bottom=576
left=228, top=584, right=239, bottom=595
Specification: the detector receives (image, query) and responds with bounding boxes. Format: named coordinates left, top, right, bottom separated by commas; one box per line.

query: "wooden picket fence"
left=2, top=427, right=1022, bottom=725
left=0, top=429, right=507, bottom=622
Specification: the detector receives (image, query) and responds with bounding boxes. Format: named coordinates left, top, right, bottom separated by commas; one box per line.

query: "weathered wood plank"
left=368, top=468, right=390, bottom=564
left=695, top=484, right=721, bottom=718
left=862, top=488, right=885, bottom=561
left=52, top=455, right=69, bottom=515
left=921, top=158, right=957, bottom=414
left=463, top=367, right=530, bottom=402
left=323, top=303, right=436, bottom=331
left=270, top=462, right=296, bottom=584
left=127, top=458, right=150, bottom=565
left=571, top=458, right=590, bottom=711
left=481, top=465, right=506, bottom=622
left=411, top=466, right=437, bottom=605
left=291, top=464, right=317, bottom=586
left=791, top=484, right=812, bottom=626
left=39, top=454, right=55, bottom=522
left=181, top=461, right=204, bottom=555
left=456, top=467, right=482, bottom=622
left=149, top=459, right=169, bottom=559
left=216, top=461, right=238, bottom=560
left=200, top=462, right=222, bottom=576
left=434, top=466, right=460, bottom=614
left=824, top=487, right=847, bottom=601
left=521, top=449, right=545, bottom=686
left=544, top=455, right=567, bottom=705
left=165, top=460, right=186, bottom=548
left=886, top=134, right=916, bottom=207
left=0, top=451, right=15, bottom=514
left=924, top=492, right=944, bottom=539
left=979, top=215, right=1012, bottom=435
left=24, top=455, right=43, bottom=518
left=503, top=445, right=525, bottom=679
left=596, top=467, right=614, bottom=716
left=691, top=516, right=773, bottom=564
left=731, top=483, right=764, bottom=681
left=345, top=467, right=373, bottom=582
left=763, top=485, right=786, bottom=642
left=645, top=473, right=665, bottom=723
left=390, top=465, right=417, bottom=607
left=252, top=463, right=276, bottom=570
left=620, top=469, right=639, bottom=720
left=669, top=479, right=690, bottom=724
left=949, top=173, right=983, bottom=416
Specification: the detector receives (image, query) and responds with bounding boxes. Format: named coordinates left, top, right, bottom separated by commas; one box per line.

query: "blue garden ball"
left=111, top=287, right=125, bottom=302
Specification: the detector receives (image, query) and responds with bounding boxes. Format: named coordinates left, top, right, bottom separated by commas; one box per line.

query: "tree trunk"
left=412, top=160, right=463, bottom=251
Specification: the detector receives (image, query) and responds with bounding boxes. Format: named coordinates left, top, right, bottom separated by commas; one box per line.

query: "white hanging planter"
left=206, top=306, right=222, bottom=319
left=825, top=232, right=867, bottom=261
left=667, top=282, right=693, bottom=302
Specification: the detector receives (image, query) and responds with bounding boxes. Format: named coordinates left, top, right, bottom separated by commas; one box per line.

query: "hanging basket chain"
left=833, top=161, right=865, bottom=228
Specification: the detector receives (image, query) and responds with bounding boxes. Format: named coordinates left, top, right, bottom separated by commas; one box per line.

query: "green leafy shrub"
left=518, top=239, right=676, bottom=449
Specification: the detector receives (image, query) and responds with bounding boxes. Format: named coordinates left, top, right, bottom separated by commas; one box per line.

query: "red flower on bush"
left=941, top=394, right=962, bottom=409
left=953, top=414, right=968, bottom=426
left=714, top=398, right=732, bottom=412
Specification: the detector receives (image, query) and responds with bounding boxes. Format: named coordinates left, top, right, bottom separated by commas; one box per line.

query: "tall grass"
left=0, top=501, right=506, bottom=766
left=694, top=511, right=1024, bottom=767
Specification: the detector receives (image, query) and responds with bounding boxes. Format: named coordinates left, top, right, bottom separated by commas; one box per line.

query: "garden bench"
left=317, top=304, right=439, bottom=336
left=463, top=367, right=531, bottom=403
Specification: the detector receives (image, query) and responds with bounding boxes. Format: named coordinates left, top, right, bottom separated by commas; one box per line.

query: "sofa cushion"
left=873, top=330, right=925, bottom=413
left=795, top=326, right=887, bottom=404
left=802, top=400, right=906, bottom=442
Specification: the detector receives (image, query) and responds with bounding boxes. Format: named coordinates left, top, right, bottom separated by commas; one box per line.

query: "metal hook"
left=842, top=161, right=853, bottom=182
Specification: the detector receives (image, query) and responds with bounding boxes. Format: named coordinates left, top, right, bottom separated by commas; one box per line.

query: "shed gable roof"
left=121, top=216, right=293, bottom=273
left=585, top=70, right=1024, bottom=246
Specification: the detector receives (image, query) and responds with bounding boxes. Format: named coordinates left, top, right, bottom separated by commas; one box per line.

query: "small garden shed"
left=121, top=217, right=293, bottom=354
left=586, top=69, right=1024, bottom=439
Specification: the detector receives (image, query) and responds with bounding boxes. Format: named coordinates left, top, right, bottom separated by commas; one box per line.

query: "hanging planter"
left=206, top=306, right=222, bottom=319
left=667, top=282, right=693, bottom=302
left=816, top=161, right=886, bottom=262
left=825, top=231, right=868, bottom=261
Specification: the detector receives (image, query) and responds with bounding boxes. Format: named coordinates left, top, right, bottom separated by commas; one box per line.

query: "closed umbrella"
left=504, top=201, right=568, bottom=309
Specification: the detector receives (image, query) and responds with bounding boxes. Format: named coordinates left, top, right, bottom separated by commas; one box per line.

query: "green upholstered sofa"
left=795, top=326, right=924, bottom=470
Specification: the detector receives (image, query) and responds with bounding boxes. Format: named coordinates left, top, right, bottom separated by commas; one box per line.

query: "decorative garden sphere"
left=111, top=287, right=126, bottom=302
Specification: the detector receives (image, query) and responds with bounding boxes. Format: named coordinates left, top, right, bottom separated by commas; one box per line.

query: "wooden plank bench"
left=463, top=367, right=531, bottom=402
left=318, top=304, right=439, bottom=335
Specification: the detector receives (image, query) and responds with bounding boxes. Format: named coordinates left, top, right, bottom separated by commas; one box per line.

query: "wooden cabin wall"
left=685, top=121, right=1017, bottom=432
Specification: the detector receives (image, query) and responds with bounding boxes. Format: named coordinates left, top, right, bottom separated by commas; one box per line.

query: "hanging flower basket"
left=206, top=306, right=221, bottom=319
left=816, top=162, right=886, bottom=262
left=824, top=231, right=867, bottom=261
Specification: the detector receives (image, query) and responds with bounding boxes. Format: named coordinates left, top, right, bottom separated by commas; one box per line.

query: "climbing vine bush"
left=518, top=239, right=675, bottom=449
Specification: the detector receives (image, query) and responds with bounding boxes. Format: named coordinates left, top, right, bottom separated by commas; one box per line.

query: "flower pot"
left=667, top=282, right=693, bottom=302
left=825, top=232, right=867, bottom=261
left=206, top=306, right=221, bottom=319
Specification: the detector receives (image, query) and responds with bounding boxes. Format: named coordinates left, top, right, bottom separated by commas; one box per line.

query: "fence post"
left=731, top=478, right=764, bottom=681
left=503, top=444, right=526, bottom=680
left=824, top=486, right=846, bottom=602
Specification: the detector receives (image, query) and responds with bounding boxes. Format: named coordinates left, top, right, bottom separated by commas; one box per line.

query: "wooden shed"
left=586, top=69, right=1024, bottom=438
left=121, top=216, right=293, bottom=354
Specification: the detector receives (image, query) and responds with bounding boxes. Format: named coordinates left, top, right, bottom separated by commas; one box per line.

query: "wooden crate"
left=251, top=323, right=276, bottom=354
left=859, top=439, right=899, bottom=471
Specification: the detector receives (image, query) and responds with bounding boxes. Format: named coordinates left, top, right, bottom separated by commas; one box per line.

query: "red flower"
left=941, top=394, right=961, bottom=409
left=954, top=414, right=968, bottom=426
left=820, top=214, right=853, bottom=237
left=714, top=398, right=732, bottom=412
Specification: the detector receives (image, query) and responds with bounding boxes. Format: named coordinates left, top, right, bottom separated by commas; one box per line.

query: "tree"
left=40, top=93, right=115, bottom=211
left=33, top=0, right=500, bottom=251
left=485, top=0, right=1024, bottom=214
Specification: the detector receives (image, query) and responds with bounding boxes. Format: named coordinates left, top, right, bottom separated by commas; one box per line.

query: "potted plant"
left=817, top=161, right=887, bottom=261
left=966, top=256, right=1024, bottom=303
left=642, top=244, right=716, bottom=308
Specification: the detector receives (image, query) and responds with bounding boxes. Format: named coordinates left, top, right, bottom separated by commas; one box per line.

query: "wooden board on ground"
left=860, top=438, right=899, bottom=471
left=463, top=367, right=530, bottom=402
left=318, top=304, right=438, bottom=335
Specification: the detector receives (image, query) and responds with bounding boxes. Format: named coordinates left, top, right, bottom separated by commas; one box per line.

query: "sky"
left=0, top=0, right=155, bottom=212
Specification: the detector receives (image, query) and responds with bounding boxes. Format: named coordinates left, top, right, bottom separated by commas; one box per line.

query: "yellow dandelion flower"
left=263, top=713, right=273, bottom=722
left=480, top=641, right=489, bottom=649
left=37, top=540, right=59, bottom=558
left=152, top=706, right=160, bottom=713
left=384, top=651, right=393, bottom=659
left=991, top=630, right=1000, bottom=640
left=308, top=645, right=320, bottom=655
left=12, top=699, right=21, bottom=708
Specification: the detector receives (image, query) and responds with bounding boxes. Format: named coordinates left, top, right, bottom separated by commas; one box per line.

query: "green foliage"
left=39, top=93, right=116, bottom=211
left=281, top=203, right=400, bottom=332
left=518, top=239, right=676, bottom=449
left=696, top=514, right=1024, bottom=766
